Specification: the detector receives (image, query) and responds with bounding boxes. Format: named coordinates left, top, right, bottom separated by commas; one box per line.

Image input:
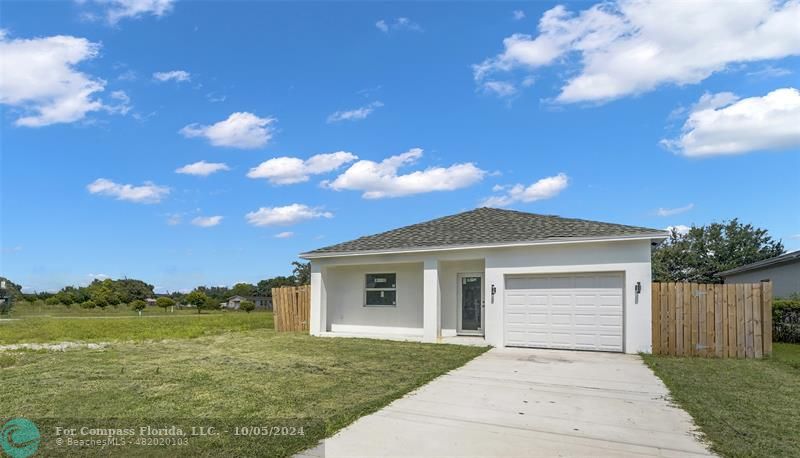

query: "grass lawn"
left=9, top=302, right=222, bottom=317
left=0, top=312, right=273, bottom=344
left=0, top=329, right=486, bottom=457
left=642, top=343, right=800, bottom=457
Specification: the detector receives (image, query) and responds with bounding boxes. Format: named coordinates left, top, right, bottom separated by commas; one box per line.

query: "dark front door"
left=459, top=274, right=483, bottom=335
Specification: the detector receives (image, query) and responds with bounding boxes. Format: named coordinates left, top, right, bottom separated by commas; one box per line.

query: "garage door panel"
left=597, top=315, right=622, bottom=326
left=504, top=273, right=623, bottom=352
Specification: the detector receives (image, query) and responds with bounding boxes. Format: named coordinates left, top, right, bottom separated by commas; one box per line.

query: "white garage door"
left=504, top=273, right=624, bottom=352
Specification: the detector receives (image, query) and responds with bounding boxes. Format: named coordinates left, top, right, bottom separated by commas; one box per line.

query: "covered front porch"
left=310, top=257, right=488, bottom=344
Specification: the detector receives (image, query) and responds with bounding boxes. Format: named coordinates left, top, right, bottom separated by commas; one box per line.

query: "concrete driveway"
left=299, top=348, right=713, bottom=457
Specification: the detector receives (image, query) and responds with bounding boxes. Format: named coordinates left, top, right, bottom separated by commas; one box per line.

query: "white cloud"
left=375, top=17, right=422, bottom=33
left=191, top=215, right=223, bottom=227
left=166, top=213, right=183, bottom=225
left=375, top=20, right=389, bottom=33
left=513, top=10, right=526, bottom=20
left=206, top=92, right=226, bottom=103
left=117, top=69, right=138, bottom=81
left=180, top=112, right=276, bottom=149
left=175, top=160, right=231, bottom=176
left=86, top=0, right=176, bottom=24
left=1, top=245, right=23, bottom=254
left=274, top=231, right=294, bottom=239
left=106, top=90, right=132, bottom=115
left=87, top=178, right=169, bottom=204
left=245, top=204, right=333, bottom=227
left=747, top=65, right=793, bottom=79
left=247, top=151, right=358, bottom=185
left=474, top=0, right=800, bottom=103
left=481, top=173, right=569, bottom=207
left=656, top=203, right=694, bottom=217
left=153, top=70, right=190, bottom=82
left=0, top=32, right=106, bottom=127
left=481, top=81, right=517, bottom=97
left=327, top=101, right=383, bottom=123
left=662, top=87, right=800, bottom=156
left=666, top=225, right=691, bottom=235
left=325, top=148, right=486, bottom=199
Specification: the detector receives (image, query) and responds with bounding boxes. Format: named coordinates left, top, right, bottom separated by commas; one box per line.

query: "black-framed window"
left=365, top=273, right=396, bottom=306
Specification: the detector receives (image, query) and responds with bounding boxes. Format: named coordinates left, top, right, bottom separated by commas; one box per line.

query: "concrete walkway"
left=299, top=348, right=714, bottom=457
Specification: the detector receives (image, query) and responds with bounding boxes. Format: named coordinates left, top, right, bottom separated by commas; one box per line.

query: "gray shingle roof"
left=717, top=250, right=800, bottom=277
left=302, top=207, right=667, bottom=257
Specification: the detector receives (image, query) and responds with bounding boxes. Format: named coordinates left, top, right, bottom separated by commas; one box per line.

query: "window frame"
left=364, top=273, right=397, bottom=307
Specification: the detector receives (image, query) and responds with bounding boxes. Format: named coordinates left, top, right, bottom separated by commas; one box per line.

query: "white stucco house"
left=301, top=208, right=667, bottom=354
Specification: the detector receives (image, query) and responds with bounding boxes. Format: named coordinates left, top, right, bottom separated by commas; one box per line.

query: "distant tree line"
left=2, top=261, right=311, bottom=312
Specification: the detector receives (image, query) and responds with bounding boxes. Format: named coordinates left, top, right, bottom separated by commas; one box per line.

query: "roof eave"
left=300, top=232, right=668, bottom=260
left=717, top=254, right=800, bottom=277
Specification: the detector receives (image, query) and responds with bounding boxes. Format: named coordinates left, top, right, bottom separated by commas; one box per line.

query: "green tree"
left=168, top=292, right=186, bottom=306
left=156, top=296, right=175, bottom=312
left=239, top=300, right=255, bottom=313
left=80, top=300, right=96, bottom=309
left=0, top=278, right=18, bottom=315
left=185, top=291, right=209, bottom=314
left=45, top=296, right=60, bottom=306
left=230, top=283, right=256, bottom=297
left=130, top=299, right=147, bottom=313
left=193, top=286, right=231, bottom=302
left=55, top=291, right=75, bottom=305
left=255, top=276, right=296, bottom=297
left=0, top=277, right=23, bottom=300
left=652, top=219, right=784, bottom=283
left=115, top=279, right=155, bottom=303
left=292, top=261, right=311, bottom=285
left=205, top=296, right=221, bottom=312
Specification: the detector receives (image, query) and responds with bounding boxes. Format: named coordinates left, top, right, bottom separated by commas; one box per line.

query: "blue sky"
left=1, top=0, right=799, bottom=293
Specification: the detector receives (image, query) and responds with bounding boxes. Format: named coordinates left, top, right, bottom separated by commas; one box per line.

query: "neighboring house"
left=225, top=295, right=272, bottom=310
left=718, top=250, right=800, bottom=298
left=145, top=298, right=157, bottom=306
left=301, top=207, right=667, bottom=354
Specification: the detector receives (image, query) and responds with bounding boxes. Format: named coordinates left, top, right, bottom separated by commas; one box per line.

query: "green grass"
left=9, top=302, right=223, bottom=317
left=642, top=343, right=800, bottom=457
left=0, top=330, right=486, bottom=457
left=772, top=342, right=800, bottom=370
left=0, top=313, right=274, bottom=344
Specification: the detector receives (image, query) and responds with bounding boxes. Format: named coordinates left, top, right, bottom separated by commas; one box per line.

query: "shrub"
left=239, top=301, right=255, bottom=313
left=156, top=297, right=175, bottom=312
left=80, top=300, right=96, bottom=309
left=0, top=299, right=12, bottom=315
left=130, top=300, right=147, bottom=312
left=773, top=298, right=800, bottom=344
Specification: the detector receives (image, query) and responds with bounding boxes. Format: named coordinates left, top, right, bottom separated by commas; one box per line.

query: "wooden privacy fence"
left=272, top=285, right=311, bottom=332
left=652, top=282, right=772, bottom=358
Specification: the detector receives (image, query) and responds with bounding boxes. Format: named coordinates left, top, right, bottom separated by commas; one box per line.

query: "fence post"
left=652, top=282, right=661, bottom=355
left=683, top=284, right=692, bottom=356
left=753, top=283, right=763, bottom=358
left=675, top=283, right=684, bottom=356
left=691, top=283, right=699, bottom=356
left=762, top=281, right=773, bottom=357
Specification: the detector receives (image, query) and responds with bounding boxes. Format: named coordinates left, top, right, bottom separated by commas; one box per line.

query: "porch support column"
left=423, top=258, right=441, bottom=343
left=310, top=262, right=327, bottom=336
